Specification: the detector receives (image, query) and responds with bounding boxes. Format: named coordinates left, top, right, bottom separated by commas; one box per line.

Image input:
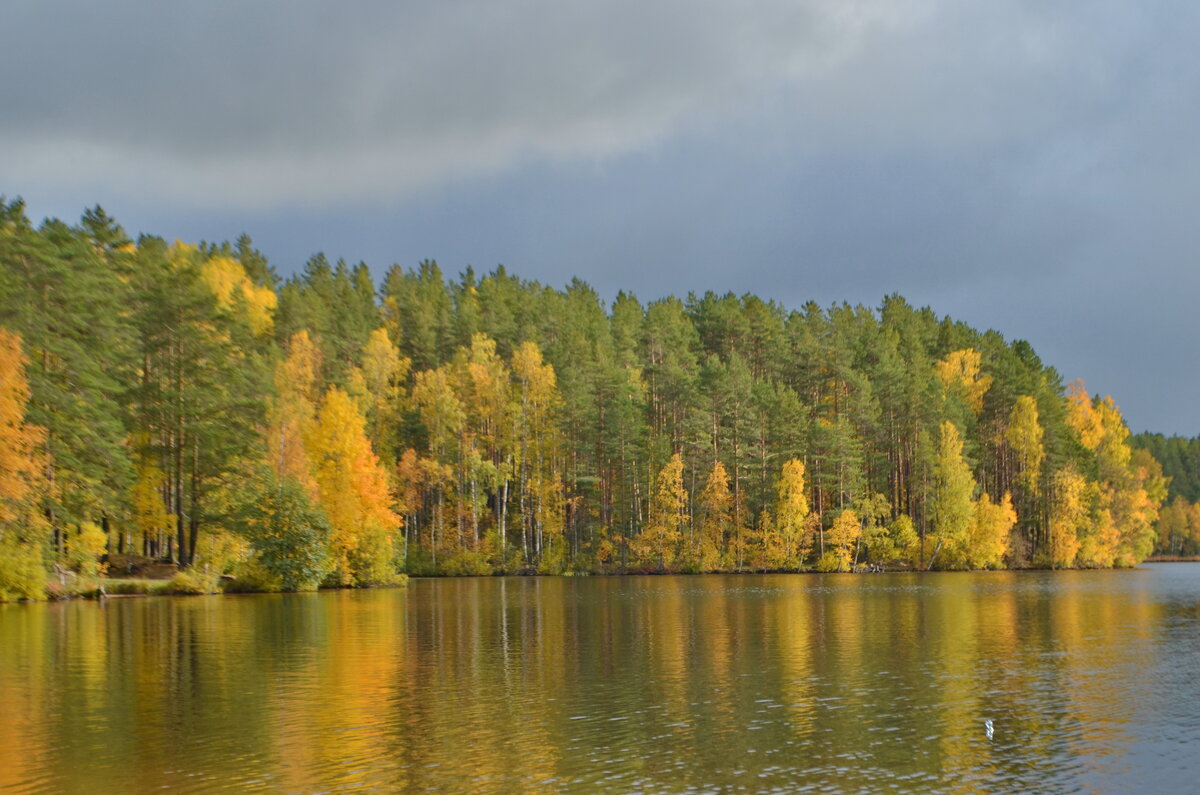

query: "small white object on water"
left=985, top=719, right=994, bottom=740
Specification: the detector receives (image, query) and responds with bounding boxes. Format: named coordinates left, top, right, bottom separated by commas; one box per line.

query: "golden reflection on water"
left=0, top=568, right=1194, bottom=793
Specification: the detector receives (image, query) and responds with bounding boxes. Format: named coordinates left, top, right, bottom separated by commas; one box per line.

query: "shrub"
left=347, top=522, right=400, bottom=586
left=105, top=579, right=155, bottom=595
left=0, top=531, right=46, bottom=601
left=226, top=468, right=334, bottom=592
left=442, top=549, right=493, bottom=576
left=160, top=569, right=220, bottom=595
left=815, top=551, right=843, bottom=572
left=224, top=560, right=283, bottom=593
left=68, top=521, right=108, bottom=578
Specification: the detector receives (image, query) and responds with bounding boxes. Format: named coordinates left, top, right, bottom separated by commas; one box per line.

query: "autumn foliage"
left=0, top=199, right=1182, bottom=597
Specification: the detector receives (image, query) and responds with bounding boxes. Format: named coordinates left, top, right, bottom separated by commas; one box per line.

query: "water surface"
left=2, top=566, right=1199, bottom=792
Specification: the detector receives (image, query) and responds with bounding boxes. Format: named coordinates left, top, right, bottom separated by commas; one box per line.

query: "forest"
left=0, top=199, right=1187, bottom=598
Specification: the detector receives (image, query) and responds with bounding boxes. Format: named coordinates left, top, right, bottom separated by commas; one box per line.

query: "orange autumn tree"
left=0, top=329, right=49, bottom=600
left=307, top=387, right=402, bottom=585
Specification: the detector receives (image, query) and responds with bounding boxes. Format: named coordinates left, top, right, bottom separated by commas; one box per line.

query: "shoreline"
left=11, top=561, right=1195, bottom=605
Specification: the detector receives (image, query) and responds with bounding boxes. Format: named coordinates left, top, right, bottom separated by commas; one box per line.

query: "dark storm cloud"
left=1, top=0, right=833, bottom=204
left=4, top=1, right=1200, bottom=432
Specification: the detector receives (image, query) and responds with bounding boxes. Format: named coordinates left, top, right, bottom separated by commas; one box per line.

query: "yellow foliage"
left=930, top=420, right=976, bottom=568
left=1066, top=389, right=1162, bottom=566
left=307, top=388, right=401, bottom=585
left=360, top=328, right=410, bottom=458
left=395, top=448, right=424, bottom=519
left=826, top=509, right=861, bottom=572
left=775, top=458, right=812, bottom=567
left=1005, top=395, right=1045, bottom=494
left=967, top=492, right=1015, bottom=569
left=0, top=329, right=47, bottom=599
left=1047, top=466, right=1086, bottom=568
left=69, top=521, right=109, bottom=578
left=512, top=341, right=559, bottom=413
left=268, top=332, right=322, bottom=494
left=935, top=348, right=992, bottom=414
left=458, top=333, right=511, bottom=453
left=632, top=454, right=688, bottom=571
left=412, top=366, right=464, bottom=458
left=131, top=461, right=175, bottom=543
left=694, top=462, right=731, bottom=571
left=1065, top=380, right=1105, bottom=450
left=200, top=254, right=277, bottom=335
left=1078, top=504, right=1120, bottom=568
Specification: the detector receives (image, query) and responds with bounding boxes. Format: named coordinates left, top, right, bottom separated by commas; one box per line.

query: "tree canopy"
left=0, top=198, right=1182, bottom=595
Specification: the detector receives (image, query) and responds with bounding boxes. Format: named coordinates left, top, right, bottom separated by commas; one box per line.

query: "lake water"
left=2, top=565, right=1199, bottom=793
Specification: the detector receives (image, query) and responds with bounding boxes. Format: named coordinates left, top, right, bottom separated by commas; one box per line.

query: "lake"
left=2, top=565, right=1199, bottom=792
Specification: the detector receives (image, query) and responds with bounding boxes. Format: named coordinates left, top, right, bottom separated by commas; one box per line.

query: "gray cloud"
left=6, top=1, right=1183, bottom=207
left=2, top=0, right=836, bottom=205
left=5, top=1, right=1200, bottom=432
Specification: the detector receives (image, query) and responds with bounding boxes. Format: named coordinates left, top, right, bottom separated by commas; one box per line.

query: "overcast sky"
left=3, top=1, right=1198, bottom=434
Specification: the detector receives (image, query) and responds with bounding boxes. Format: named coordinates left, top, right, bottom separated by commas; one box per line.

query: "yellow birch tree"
left=307, top=387, right=401, bottom=585
left=632, top=453, right=687, bottom=571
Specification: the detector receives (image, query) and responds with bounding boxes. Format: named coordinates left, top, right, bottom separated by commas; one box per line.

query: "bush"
left=160, top=569, right=220, bottom=595
left=69, top=521, right=108, bottom=578
left=442, top=549, right=493, bottom=576
left=105, top=579, right=155, bottom=595
left=0, top=532, right=46, bottom=601
left=537, top=538, right=567, bottom=575
left=347, top=522, right=401, bottom=586
left=191, top=529, right=250, bottom=576
left=224, top=560, right=283, bottom=593
left=815, top=551, right=844, bottom=572
left=226, top=468, right=333, bottom=592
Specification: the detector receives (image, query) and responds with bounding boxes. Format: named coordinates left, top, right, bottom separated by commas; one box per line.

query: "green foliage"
left=346, top=522, right=402, bottom=586
left=226, top=469, right=334, bottom=592
left=0, top=201, right=1176, bottom=581
left=1132, top=432, right=1200, bottom=502
left=442, top=549, right=494, bottom=576
left=160, top=569, right=221, bottom=595
left=224, top=560, right=283, bottom=593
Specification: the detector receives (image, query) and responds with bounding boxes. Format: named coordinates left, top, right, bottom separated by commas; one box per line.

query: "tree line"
left=1131, top=432, right=1200, bottom=556
left=0, top=199, right=1176, bottom=597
